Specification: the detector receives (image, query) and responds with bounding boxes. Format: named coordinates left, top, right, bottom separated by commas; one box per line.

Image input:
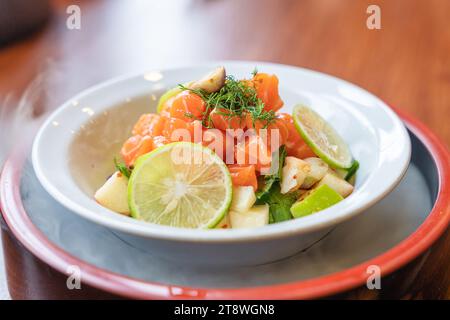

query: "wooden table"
left=0, top=0, right=448, bottom=299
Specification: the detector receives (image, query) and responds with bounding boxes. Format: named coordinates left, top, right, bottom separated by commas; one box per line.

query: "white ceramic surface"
left=31, top=61, right=411, bottom=266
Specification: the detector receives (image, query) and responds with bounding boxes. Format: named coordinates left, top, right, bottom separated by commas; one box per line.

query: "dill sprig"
left=178, top=72, right=276, bottom=128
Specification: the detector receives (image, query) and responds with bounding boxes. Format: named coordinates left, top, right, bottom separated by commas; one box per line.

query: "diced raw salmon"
left=235, top=135, right=273, bottom=173
left=209, top=108, right=246, bottom=130
left=152, top=135, right=169, bottom=148
left=244, top=113, right=289, bottom=146
left=168, top=91, right=206, bottom=121
left=277, top=113, right=316, bottom=158
left=121, top=135, right=154, bottom=167
left=202, top=128, right=227, bottom=160
left=132, top=114, right=165, bottom=137
left=228, top=164, right=258, bottom=191
left=253, top=73, right=284, bottom=112
left=162, top=117, right=192, bottom=142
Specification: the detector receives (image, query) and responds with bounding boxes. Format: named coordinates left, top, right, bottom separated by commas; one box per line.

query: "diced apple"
left=316, top=173, right=354, bottom=198
left=230, top=204, right=269, bottom=229
left=280, top=156, right=310, bottom=194
left=301, top=157, right=329, bottom=189
left=94, top=171, right=130, bottom=215
left=290, top=184, right=343, bottom=218
left=230, top=186, right=256, bottom=213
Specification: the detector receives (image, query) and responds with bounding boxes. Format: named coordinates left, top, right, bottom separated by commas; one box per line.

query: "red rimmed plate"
left=1, top=109, right=449, bottom=299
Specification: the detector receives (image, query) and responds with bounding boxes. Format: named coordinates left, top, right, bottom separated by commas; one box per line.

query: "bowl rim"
left=1, top=108, right=449, bottom=299
left=30, top=61, right=411, bottom=242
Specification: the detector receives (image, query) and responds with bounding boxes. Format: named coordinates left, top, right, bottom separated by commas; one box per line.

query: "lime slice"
left=128, top=142, right=232, bottom=228
left=290, top=184, right=343, bottom=218
left=293, top=105, right=353, bottom=169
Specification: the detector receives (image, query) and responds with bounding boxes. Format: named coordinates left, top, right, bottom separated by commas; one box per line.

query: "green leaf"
left=254, top=146, right=296, bottom=223
left=260, top=183, right=300, bottom=223
left=256, top=145, right=286, bottom=200
left=114, top=158, right=131, bottom=178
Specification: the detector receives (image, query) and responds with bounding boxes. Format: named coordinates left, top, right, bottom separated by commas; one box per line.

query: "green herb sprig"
left=179, top=72, right=276, bottom=129
left=114, top=158, right=131, bottom=178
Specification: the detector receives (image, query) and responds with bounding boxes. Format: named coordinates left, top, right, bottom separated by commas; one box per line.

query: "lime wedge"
left=290, top=184, right=343, bottom=218
left=293, top=105, right=353, bottom=169
left=128, top=142, right=232, bottom=228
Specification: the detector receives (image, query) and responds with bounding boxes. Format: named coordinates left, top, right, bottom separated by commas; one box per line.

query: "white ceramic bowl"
left=32, top=61, right=411, bottom=267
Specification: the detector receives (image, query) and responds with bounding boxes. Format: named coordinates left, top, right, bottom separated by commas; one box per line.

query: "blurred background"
left=0, top=0, right=449, bottom=146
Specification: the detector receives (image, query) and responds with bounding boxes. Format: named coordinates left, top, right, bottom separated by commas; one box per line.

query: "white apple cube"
left=230, top=186, right=256, bottom=213
left=230, top=204, right=269, bottom=229
left=94, top=171, right=130, bottom=215
left=316, top=173, right=354, bottom=198
left=301, top=157, right=329, bottom=189
left=280, top=156, right=310, bottom=194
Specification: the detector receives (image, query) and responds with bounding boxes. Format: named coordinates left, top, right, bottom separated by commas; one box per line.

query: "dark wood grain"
left=0, top=0, right=448, bottom=299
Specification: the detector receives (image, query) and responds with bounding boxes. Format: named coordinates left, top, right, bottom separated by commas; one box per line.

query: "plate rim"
left=1, top=108, right=449, bottom=299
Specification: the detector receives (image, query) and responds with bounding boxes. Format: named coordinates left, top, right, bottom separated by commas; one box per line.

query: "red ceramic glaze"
left=1, top=109, right=449, bottom=299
